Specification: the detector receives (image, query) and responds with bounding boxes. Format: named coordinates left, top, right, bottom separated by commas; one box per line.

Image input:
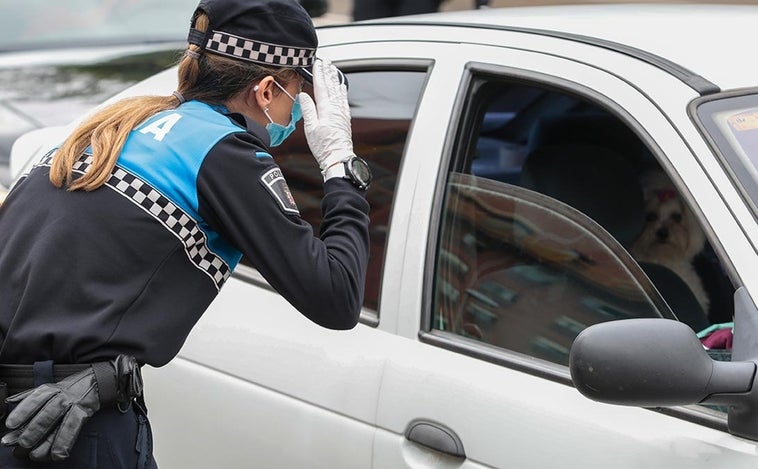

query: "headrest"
left=528, top=113, right=649, bottom=165
left=520, top=143, right=645, bottom=248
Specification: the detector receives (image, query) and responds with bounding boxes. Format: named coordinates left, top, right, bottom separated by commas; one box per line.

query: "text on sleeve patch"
left=260, top=167, right=300, bottom=215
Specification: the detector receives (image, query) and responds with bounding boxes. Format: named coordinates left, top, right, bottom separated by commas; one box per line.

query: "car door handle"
left=404, top=419, right=465, bottom=458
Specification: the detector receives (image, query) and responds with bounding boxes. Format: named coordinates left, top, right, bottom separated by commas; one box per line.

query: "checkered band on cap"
left=205, top=30, right=315, bottom=67
left=35, top=152, right=231, bottom=291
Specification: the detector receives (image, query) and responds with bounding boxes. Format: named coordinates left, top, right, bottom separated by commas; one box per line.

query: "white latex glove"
left=299, top=59, right=353, bottom=176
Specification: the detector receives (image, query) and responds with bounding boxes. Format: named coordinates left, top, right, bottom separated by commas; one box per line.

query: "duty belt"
left=0, top=363, right=90, bottom=395
left=0, top=362, right=91, bottom=419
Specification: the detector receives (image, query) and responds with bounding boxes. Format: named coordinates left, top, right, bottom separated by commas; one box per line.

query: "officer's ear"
left=252, top=76, right=276, bottom=110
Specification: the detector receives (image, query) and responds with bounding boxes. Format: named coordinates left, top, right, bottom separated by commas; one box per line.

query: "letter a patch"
left=260, top=167, right=299, bottom=215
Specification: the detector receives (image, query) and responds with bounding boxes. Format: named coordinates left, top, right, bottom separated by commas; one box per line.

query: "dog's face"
left=632, top=170, right=705, bottom=261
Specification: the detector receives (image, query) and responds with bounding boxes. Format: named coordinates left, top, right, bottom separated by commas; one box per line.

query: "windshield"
left=0, top=0, right=197, bottom=51
left=696, top=92, right=758, bottom=213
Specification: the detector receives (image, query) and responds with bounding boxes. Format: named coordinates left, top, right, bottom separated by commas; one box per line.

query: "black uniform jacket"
left=0, top=100, right=370, bottom=367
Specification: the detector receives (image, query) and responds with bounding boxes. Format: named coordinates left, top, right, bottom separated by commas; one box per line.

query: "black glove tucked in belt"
left=0, top=355, right=143, bottom=462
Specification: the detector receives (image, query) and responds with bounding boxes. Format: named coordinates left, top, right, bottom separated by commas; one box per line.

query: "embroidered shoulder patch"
left=260, top=167, right=300, bottom=215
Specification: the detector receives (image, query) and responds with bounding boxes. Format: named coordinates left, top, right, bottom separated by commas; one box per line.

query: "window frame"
left=233, top=59, right=433, bottom=329
left=420, top=62, right=728, bottom=389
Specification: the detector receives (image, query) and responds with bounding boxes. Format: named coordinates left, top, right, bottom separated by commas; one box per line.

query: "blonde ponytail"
left=50, top=14, right=211, bottom=191
left=50, top=96, right=176, bottom=191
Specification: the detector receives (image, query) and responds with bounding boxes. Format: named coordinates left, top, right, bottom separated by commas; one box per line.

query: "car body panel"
left=143, top=360, right=375, bottom=468
left=142, top=272, right=382, bottom=467
left=373, top=336, right=758, bottom=468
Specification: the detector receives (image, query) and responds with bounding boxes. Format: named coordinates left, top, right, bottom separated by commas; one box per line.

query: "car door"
left=142, top=49, right=439, bottom=468
left=372, top=35, right=758, bottom=468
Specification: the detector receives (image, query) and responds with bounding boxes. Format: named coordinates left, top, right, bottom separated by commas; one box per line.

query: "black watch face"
left=349, top=158, right=372, bottom=184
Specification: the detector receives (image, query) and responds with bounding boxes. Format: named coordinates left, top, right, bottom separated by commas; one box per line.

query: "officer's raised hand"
left=298, top=58, right=354, bottom=176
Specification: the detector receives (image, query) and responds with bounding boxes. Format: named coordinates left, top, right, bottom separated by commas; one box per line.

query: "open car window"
left=434, top=172, right=671, bottom=365
left=431, top=74, right=735, bottom=371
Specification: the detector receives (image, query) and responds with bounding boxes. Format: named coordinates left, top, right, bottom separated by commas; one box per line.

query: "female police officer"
left=0, top=0, right=371, bottom=466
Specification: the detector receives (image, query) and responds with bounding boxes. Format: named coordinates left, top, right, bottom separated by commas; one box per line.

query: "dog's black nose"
left=656, top=227, right=669, bottom=241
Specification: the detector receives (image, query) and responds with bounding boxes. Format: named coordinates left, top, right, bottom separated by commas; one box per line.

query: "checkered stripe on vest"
left=206, top=30, right=315, bottom=66
left=38, top=153, right=231, bottom=291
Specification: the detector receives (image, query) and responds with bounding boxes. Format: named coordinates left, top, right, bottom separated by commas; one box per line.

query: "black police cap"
left=187, top=0, right=346, bottom=87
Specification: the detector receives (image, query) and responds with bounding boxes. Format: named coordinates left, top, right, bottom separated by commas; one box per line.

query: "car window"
left=695, top=92, right=758, bottom=218
left=432, top=77, right=735, bottom=368
left=241, top=69, right=427, bottom=315
left=436, top=172, right=672, bottom=365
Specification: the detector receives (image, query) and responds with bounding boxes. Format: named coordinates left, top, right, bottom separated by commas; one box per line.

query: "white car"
left=9, top=4, right=758, bottom=468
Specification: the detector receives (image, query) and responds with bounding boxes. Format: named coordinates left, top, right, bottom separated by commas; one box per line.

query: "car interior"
left=437, top=79, right=735, bottom=367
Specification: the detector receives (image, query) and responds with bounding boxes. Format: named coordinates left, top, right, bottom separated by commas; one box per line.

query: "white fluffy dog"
left=631, top=169, right=709, bottom=313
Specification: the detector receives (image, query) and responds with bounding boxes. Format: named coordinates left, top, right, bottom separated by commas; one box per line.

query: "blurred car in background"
left=0, top=0, right=201, bottom=190
left=9, top=3, right=758, bottom=468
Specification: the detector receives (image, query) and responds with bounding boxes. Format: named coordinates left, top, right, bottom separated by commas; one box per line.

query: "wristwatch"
left=323, top=155, right=372, bottom=191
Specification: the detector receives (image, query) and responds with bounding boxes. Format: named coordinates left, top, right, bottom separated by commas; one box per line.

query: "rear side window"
left=243, top=69, right=427, bottom=316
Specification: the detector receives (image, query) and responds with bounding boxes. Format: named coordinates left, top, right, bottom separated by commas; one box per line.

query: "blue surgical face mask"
left=264, top=81, right=302, bottom=147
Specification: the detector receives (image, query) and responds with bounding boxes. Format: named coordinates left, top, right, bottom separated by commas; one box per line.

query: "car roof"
left=333, top=4, right=758, bottom=92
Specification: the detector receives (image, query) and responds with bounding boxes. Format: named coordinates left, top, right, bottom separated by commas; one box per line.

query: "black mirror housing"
left=570, top=318, right=754, bottom=406
left=569, top=287, right=758, bottom=441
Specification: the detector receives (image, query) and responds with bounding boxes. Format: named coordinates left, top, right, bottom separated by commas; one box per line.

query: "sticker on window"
left=728, top=111, right=758, bottom=131
left=260, top=167, right=299, bottom=215
left=727, top=110, right=758, bottom=162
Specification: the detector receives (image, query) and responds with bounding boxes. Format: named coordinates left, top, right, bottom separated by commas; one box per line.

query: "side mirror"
left=570, top=287, right=758, bottom=440
left=570, top=319, right=754, bottom=405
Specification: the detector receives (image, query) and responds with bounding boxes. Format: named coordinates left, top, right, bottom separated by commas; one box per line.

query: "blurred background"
left=317, top=0, right=758, bottom=24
